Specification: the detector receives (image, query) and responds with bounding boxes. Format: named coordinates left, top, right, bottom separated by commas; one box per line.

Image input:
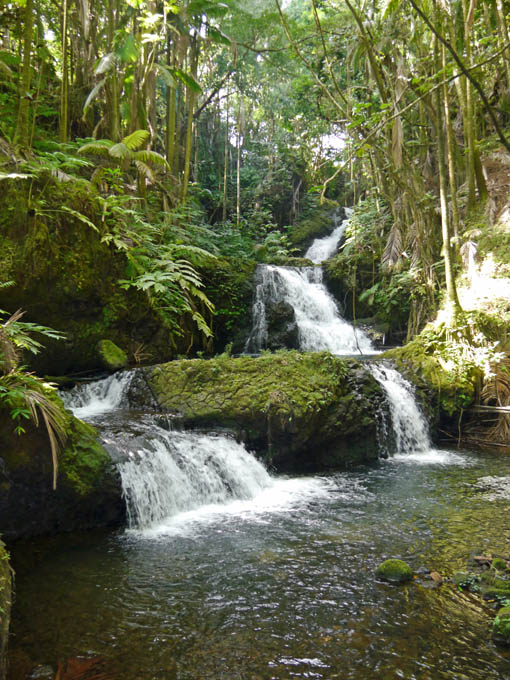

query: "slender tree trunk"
left=441, top=43, right=460, bottom=254
left=236, top=97, right=242, bottom=228
left=59, top=0, right=69, bottom=142
left=14, top=0, right=34, bottom=147
left=222, top=87, right=229, bottom=221
left=434, top=31, right=461, bottom=318
left=166, top=37, right=177, bottom=174
left=181, top=37, right=199, bottom=203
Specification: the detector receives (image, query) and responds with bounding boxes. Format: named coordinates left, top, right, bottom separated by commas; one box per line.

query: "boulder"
left=265, top=300, right=299, bottom=350
left=144, top=351, right=386, bottom=471
left=97, top=339, right=128, bottom=372
left=0, top=408, right=125, bottom=540
left=375, top=559, right=414, bottom=584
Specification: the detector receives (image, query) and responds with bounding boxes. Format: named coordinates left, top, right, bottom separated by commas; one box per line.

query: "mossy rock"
left=0, top=401, right=125, bottom=540
left=493, top=607, right=510, bottom=645
left=375, top=559, right=414, bottom=584
left=0, top=539, right=12, bottom=679
left=97, top=339, right=128, bottom=371
left=146, top=351, right=386, bottom=471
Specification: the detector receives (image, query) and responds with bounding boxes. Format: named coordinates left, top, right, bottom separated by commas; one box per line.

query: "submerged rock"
left=375, top=559, right=413, bottom=584
left=145, top=351, right=386, bottom=471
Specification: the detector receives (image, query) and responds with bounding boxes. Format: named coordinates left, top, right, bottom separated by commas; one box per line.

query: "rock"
left=28, top=666, right=55, bottom=679
left=146, top=352, right=386, bottom=471
left=264, top=300, right=299, bottom=350
left=97, top=339, right=128, bottom=372
left=0, top=405, right=125, bottom=540
left=0, top=539, right=12, bottom=679
left=453, top=572, right=475, bottom=588
left=492, top=607, right=510, bottom=646
left=429, top=571, right=443, bottom=584
left=375, top=559, right=413, bottom=584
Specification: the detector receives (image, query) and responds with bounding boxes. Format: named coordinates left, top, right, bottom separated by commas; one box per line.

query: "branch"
left=409, top=0, right=510, bottom=152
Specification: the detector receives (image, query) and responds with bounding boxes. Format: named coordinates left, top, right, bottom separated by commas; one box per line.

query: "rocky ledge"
left=138, top=351, right=387, bottom=471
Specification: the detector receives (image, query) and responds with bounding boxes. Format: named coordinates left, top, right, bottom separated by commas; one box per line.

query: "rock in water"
left=375, top=559, right=413, bottom=584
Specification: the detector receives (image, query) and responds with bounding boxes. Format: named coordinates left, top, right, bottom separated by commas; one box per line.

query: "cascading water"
left=245, top=265, right=374, bottom=354
left=304, top=207, right=352, bottom=264
left=61, top=371, right=133, bottom=419
left=245, top=209, right=374, bottom=354
left=118, top=429, right=271, bottom=529
left=62, top=373, right=278, bottom=531
left=368, top=363, right=431, bottom=455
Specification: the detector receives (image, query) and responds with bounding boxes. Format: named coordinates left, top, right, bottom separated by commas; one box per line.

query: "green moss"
left=492, top=558, right=509, bottom=572
left=375, top=559, right=413, bottom=583
left=0, top=539, right=12, bottom=678
left=60, top=417, right=113, bottom=497
left=493, top=607, right=510, bottom=645
left=97, top=339, right=128, bottom=371
left=148, top=351, right=383, bottom=470
left=287, top=201, right=337, bottom=253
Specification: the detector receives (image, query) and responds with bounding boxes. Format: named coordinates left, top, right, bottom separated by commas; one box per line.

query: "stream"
left=7, top=212, right=510, bottom=678
left=8, top=442, right=510, bottom=679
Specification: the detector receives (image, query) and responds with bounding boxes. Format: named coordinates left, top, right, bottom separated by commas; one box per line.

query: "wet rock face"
left=264, top=300, right=299, bottom=351
left=0, top=414, right=125, bottom=541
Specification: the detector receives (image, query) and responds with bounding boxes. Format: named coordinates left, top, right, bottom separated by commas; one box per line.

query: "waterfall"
left=245, top=208, right=374, bottom=355
left=305, top=208, right=352, bottom=264
left=118, top=429, right=271, bottom=529
left=61, top=371, right=133, bottom=419
left=245, top=265, right=374, bottom=354
left=368, top=363, right=431, bottom=455
left=61, top=373, right=273, bottom=530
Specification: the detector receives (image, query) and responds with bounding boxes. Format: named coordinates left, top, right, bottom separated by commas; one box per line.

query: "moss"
left=147, top=351, right=384, bottom=470
left=287, top=201, right=337, bottom=253
left=492, top=558, right=509, bottom=572
left=97, top=339, right=128, bottom=371
left=0, top=539, right=12, bottom=679
left=375, top=559, right=413, bottom=583
left=59, top=417, right=113, bottom=497
left=493, top=607, right=510, bottom=645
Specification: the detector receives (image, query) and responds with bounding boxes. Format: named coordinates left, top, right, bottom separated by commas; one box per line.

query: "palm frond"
left=381, top=222, right=403, bottom=270
left=78, top=139, right=113, bottom=155
left=122, top=129, right=150, bottom=151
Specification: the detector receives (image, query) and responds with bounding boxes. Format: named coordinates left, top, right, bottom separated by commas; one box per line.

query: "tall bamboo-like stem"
left=433, top=27, right=461, bottom=319
left=107, top=0, right=120, bottom=141
left=222, top=86, right=229, bottom=221
left=59, top=0, right=69, bottom=142
left=236, top=96, right=242, bottom=228
left=14, top=0, right=34, bottom=147
left=441, top=41, right=460, bottom=254
left=181, top=35, right=198, bottom=203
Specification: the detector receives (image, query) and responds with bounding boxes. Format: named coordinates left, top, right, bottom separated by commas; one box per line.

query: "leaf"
left=382, top=0, right=403, bottom=19
left=78, top=139, right=113, bottom=155
left=172, top=68, right=202, bottom=93
left=108, top=142, right=131, bottom=159
left=83, top=78, right=106, bottom=112
left=382, top=222, right=403, bottom=270
left=118, top=33, right=139, bottom=63
left=206, top=25, right=231, bottom=45
left=60, top=206, right=99, bottom=232
left=154, top=63, right=178, bottom=88
left=134, top=149, right=169, bottom=169
left=95, top=52, right=116, bottom=75
left=122, top=129, right=150, bottom=151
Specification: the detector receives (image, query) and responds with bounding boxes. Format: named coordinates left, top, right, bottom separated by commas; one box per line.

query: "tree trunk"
left=14, top=0, right=34, bottom=147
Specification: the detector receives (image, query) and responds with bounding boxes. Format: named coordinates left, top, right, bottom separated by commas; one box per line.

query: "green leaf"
left=60, top=206, right=99, bottom=232
left=122, top=129, right=150, bottom=151
left=83, top=78, right=107, bottom=112
left=206, top=26, right=231, bottom=45
left=172, top=68, right=202, bottom=93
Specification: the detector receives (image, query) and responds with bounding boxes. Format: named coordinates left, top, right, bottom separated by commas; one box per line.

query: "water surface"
left=9, top=447, right=510, bottom=679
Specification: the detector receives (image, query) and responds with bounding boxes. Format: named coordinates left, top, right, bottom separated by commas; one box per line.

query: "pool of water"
left=8, top=447, right=510, bottom=679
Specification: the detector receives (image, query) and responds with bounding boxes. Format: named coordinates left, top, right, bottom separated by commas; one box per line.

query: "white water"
left=305, top=208, right=352, bottom=264
left=369, top=363, right=466, bottom=465
left=246, top=265, right=374, bottom=354
left=61, top=373, right=333, bottom=533
left=118, top=429, right=273, bottom=530
left=61, top=372, right=133, bottom=419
